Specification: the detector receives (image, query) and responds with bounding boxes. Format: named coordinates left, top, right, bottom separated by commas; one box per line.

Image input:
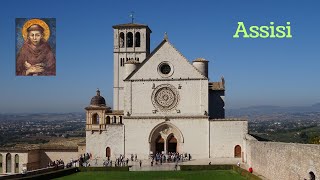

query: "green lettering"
left=286, top=22, right=292, bottom=38
left=249, top=26, right=259, bottom=38
left=276, top=26, right=286, bottom=38
left=259, top=26, right=269, bottom=38
left=269, top=22, right=276, bottom=38
left=233, top=22, right=249, bottom=38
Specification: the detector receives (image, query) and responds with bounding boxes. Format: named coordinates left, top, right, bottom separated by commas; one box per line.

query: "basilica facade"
left=85, top=23, right=248, bottom=161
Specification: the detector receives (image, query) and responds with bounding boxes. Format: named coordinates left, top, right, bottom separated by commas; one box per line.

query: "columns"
left=164, top=140, right=167, bottom=154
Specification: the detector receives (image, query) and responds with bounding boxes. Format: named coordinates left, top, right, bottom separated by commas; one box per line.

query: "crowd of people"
left=151, top=152, right=192, bottom=165
left=47, top=159, right=64, bottom=168
left=100, top=152, right=193, bottom=168
left=103, top=154, right=132, bottom=167
left=79, top=153, right=91, bottom=167
left=47, top=153, right=92, bottom=169
left=52, top=152, right=192, bottom=169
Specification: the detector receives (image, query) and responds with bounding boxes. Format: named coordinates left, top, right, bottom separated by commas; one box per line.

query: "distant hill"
left=227, top=103, right=320, bottom=116
left=0, top=112, right=85, bottom=121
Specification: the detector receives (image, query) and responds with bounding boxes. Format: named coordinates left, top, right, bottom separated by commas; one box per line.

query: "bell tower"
left=112, top=23, right=152, bottom=110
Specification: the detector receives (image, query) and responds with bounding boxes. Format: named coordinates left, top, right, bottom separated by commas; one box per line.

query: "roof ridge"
left=124, top=39, right=168, bottom=80
left=165, top=41, right=208, bottom=79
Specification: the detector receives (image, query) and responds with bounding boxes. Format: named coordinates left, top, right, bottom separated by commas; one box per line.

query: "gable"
left=126, top=40, right=207, bottom=81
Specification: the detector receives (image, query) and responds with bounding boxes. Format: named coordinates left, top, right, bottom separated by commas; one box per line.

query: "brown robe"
left=16, top=39, right=56, bottom=76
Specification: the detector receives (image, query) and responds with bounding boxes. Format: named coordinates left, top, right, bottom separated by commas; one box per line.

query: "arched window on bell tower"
left=119, top=32, right=124, bottom=48
left=127, top=32, right=133, bottom=47
left=92, top=113, right=99, bottom=124
left=135, top=32, right=140, bottom=47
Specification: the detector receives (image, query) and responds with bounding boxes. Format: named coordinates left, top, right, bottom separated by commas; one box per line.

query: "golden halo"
left=22, top=19, right=50, bottom=41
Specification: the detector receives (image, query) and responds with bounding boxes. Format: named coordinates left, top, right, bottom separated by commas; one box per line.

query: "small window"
left=119, top=32, right=124, bottom=48
left=6, top=153, right=11, bottom=173
left=106, top=147, right=111, bottom=157
left=234, top=145, right=241, bottom=158
left=92, top=114, right=99, bottom=124
left=119, top=116, right=122, bottom=124
left=160, top=63, right=171, bottom=74
left=106, top=116, right=111, bottom=124
left=127, top=32, right=133, bottom=47
left=120, top=58, right=125, bottom=67
left=113, top=116, right=116, bottom=124
left=135, top=32, right=141, bottom=47
left=15, top=154, right=19, bottom=173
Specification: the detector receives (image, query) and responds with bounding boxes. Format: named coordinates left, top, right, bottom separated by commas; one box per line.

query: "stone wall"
left=125, top=79, right=208, bottom=117
left=78, top=144, right=86, bottom=157
left=124, top=40, right=208, bottom=117
left=246, top=139, right=320, bottom=180
left=124, top=118, right=209, bottom=160
left=27, top=150, right=40, bottom=170
left=40, top=149, right=78, bottom=168
left=0, top=152, right=28, bottom=174
left=86, top=124, right=125, bottom=159
left=209, top=120, right=247, bottom=159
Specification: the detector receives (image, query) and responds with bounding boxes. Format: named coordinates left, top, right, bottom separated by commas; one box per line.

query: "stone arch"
left=113, top=116, right=116, bottom=123
left=6, top=153, right=11, bottom=173
left=106, top=116, right=111, bottom=124
left=92, top=113, right=99, bottom=124
left=155, top=135, right=165, bottom=153
left=119, top=32, right=124, bottom=48
left=14, top=154, right=19, bottom=173
left=126, top=32, right=133, bottom=47
left=135, top=32, right=140, bottom=47
left=167, top=133, right=177, bottom=153
left=234, top=145, right=241, bottom=158
left=149, top=122, right=184, bottom=154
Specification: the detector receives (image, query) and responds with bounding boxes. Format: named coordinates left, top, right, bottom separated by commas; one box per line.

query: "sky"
left=0, top=0, right=319, bottom=113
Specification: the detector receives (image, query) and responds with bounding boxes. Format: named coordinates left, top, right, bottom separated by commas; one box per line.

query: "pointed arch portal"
left=149, top=122, right=184, bottom=155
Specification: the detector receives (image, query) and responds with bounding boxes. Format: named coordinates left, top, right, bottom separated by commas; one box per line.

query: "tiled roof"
left=112, top=23, right=152, bottom=32
left=192, top=58, right=208, bottom=62
left=209, top=81, right=225, bottom=90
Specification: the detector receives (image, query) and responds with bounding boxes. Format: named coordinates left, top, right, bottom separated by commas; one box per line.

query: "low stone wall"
left=246, top=140, right=320, bottom=180
left=40, top=149, right=79, bottom=168
left=0, top=165, right=64, bottom=179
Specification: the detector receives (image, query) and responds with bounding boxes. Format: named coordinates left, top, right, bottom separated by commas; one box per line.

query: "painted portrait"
left=16, top=18, right=56, bottom=76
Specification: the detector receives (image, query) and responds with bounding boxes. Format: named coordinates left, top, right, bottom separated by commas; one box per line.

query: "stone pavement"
left=88, top=157, right=241, bottom=171
left=86, top=157, right=268, bottom=179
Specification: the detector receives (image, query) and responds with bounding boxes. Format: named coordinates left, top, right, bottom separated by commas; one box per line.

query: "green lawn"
left=55, top=170, right=246, bottom=180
